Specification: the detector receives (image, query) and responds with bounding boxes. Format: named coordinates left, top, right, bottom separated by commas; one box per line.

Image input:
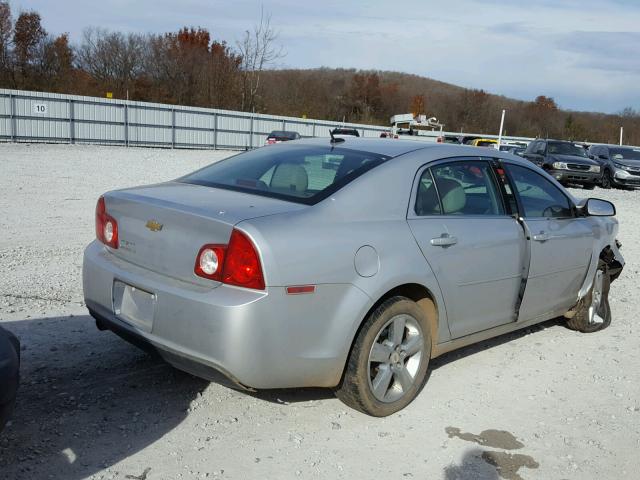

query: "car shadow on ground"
left=429, top=318, right=562, bottom=371
left=0, top=314, right=208, bottom=480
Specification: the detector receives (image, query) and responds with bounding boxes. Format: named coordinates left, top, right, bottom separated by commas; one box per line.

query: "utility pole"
left=497, top=110, right=506, bottom=148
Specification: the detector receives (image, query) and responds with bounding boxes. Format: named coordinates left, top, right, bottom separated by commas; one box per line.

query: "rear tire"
left=601, top=169, right=613, bottom=189
left=566, top=266, right=611, bottom=333
left=335, top=296, right=431, bottom=416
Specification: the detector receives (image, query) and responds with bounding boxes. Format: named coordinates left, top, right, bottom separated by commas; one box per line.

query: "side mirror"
left=585, top=198, right=616, bottom=216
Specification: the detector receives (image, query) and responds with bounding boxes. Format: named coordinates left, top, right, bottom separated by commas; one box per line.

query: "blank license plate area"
left=113, top=281, right=156, bottom=333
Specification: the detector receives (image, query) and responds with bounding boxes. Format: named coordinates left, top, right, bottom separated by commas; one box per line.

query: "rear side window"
left=181, top=145, right=389, bottom=205
left=415, top=160, right=505, bottom=216
left=506, top=164, right=573, bottom=218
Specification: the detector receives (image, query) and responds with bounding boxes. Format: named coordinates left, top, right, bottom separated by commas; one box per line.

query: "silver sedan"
left=83, top=138, right=624, bottom=416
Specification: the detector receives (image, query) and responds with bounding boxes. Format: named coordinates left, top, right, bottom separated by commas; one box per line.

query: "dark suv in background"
left=523, top=139, right=601, bottom=189
left=588, top=145, right=640, bottom=189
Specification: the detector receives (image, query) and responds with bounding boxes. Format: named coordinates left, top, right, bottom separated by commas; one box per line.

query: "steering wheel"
left=542, top=205, right=565, bottom=218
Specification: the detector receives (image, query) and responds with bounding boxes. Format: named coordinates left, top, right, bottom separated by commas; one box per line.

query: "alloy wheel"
left=367, top=314, right=424, bottom=403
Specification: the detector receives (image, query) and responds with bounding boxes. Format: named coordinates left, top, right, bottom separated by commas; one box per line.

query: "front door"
left=408, top=159, right=526, bottom=338
left=504, top=164, right=593, bottom=321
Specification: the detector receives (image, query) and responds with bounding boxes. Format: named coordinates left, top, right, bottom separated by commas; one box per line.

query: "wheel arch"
left=339, top=283, right=440, bottom=383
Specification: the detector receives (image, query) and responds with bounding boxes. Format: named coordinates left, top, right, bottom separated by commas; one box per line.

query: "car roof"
left=291, top=137, right=536, bottom=164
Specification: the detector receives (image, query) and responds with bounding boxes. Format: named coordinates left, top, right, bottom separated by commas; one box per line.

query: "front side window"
left=181, top=145, right=389, bottom=205
left=534, top=142, right=546, bottom=155
left=506, top=164, right=573, bottom=218
left=415, top=160, right=505, bottom=216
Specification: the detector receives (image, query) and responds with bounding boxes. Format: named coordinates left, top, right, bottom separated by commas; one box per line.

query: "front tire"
left=601, top=169, right=613, bottom=189
left=566, top=266, right=611, bottom=333
left=336, top=296, right=431, bottom=416
left=583, top=183, right=596, bottom=190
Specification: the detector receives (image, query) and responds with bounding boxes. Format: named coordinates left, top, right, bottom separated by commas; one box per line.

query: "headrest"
left=271, top=163, right=308, bottom=193
left=438, top=177, right=466, bottom=214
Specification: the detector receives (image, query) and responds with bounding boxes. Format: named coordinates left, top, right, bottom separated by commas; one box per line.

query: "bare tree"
left=237, top=7, right=284, bottom=112
left=77, top=27, right=146, bottom=96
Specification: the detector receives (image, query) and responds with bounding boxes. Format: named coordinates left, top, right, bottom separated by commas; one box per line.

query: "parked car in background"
left=437, top=135, right=462, bottom=144
left=589, top=145, right=640, bottom=189
left=499, top=145, right=526, bottom=156
left=469, top=138, right=498, bottom=148
left=264, top=131, right=301, bottom=146
left=331, top=127, right=360, bottom=137
left=0, top=326, right=20, bottom=433
left=523, top=139, right=601, bottom=189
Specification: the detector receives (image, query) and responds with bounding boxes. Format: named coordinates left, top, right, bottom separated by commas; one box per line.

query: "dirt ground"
left=1, top=143, right=638, bottom=480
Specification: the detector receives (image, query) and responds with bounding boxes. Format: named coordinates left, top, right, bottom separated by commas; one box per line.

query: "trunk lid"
left=104, top=181, right=306, bottom=286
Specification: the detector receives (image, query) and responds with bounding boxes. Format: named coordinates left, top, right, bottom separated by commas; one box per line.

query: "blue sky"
left=10, top=0, right=640, bottom=113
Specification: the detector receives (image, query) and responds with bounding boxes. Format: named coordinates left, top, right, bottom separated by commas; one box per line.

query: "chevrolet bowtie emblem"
left=145, top=220, right=163, bottom=232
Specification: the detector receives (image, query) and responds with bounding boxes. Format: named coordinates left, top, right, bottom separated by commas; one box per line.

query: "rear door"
left=504, top=163, right=594, bottom=321
left=408, top=158, right=526, bottom=338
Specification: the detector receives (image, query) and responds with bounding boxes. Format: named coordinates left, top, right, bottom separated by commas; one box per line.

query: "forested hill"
left=259, top=68, right=639, bottom=145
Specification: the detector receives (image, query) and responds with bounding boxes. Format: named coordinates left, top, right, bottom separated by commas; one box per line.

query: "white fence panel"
left=0, top=88, right=394, bottom=149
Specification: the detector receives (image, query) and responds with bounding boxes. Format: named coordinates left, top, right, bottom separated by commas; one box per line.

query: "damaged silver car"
left=83, top=138, right=624, bottom=416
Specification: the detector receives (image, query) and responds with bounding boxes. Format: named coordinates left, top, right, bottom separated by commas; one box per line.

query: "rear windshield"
left=332, top=128, right=360, bottom=137
left=180, top=145, right=390, bottom=205
left=548, top=142, right=587, bottom=157
left=268, top=131, right=297, bottom=140
left=610, top=148, right=640, bottom=161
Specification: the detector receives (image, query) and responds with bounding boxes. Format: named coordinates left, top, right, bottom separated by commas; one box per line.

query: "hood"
left=612, top=158, right=640, bottom=168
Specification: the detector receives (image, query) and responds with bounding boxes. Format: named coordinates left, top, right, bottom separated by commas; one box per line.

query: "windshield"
left=611, top=148, right=640, bottom=161
left=548, top=142, right=587, bottom=157
left=180, top=145, right=390, bottom=205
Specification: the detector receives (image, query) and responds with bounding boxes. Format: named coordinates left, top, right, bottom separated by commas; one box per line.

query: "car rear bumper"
left=547, top=169, right=600, bottom=184
left=83, top=241, right=369, bottom=389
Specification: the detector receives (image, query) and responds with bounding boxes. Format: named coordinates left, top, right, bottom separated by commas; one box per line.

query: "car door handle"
left=532, top=232, right=550, bottom=242
left=430, top=234, right=458, bottom=247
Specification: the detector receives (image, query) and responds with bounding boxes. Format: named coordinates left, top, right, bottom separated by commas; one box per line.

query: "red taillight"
left=194, top=229, right=265, bottom=290
left=95, top=196, right=118, bottom=249
left=223, top=229, right=265, bottom=290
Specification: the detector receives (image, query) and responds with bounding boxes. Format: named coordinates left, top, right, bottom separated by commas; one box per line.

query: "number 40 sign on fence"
left=32, top=103, right=48, bottom=115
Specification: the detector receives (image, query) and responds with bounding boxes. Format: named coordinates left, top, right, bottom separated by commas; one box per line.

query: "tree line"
left=0, top=2, right=638, bottom=145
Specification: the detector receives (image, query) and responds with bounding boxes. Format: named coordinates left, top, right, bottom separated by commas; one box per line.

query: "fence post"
left=282, top=119, right=286, bottom=130
left=213, top=113, right=218, bottom=150
left=171, top=107, right=176, bottom=149
left=249, top=115, right=254, bottom=149
left=312, top=123, right=316, bottom=138
left=123, top=102, right=129, bottom=147
left=9, top=93, right=16, bottom=142
left=68, top=99, right=75, bottom=144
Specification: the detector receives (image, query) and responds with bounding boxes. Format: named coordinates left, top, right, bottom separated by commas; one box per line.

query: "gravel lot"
left=1, top=143, right=639, bottom=480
